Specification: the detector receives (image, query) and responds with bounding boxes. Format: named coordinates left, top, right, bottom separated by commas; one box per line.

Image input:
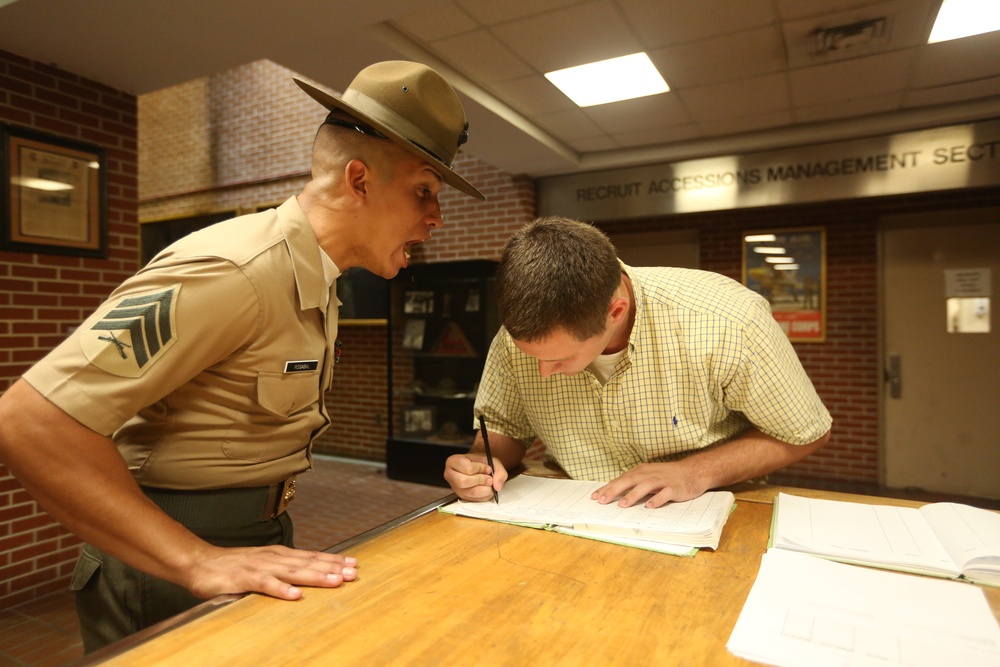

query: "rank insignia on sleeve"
left=81, top=284, right=180, bottom=377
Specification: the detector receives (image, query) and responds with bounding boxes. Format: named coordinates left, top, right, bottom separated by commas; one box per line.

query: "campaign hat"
left=295, top=61, right=485, bottom=200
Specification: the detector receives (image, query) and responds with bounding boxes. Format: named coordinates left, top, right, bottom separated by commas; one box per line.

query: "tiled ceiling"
left=1, top=0, right=999, bottom=178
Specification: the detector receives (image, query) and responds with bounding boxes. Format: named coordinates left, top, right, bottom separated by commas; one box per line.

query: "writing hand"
left=443, top=453, right=507, bottom=502
left=591, top=462, right=702, bottom=508
left=185, top=545, right=358, bottom=600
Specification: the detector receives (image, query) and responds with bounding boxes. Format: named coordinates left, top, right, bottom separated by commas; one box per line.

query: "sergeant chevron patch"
left=81, top=284, right=180, bottom=377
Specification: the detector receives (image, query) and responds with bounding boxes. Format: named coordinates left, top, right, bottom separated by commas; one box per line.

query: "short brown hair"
left=311, top=116, right=402, bottom=185
left=496, top=217, right=621, bottom=342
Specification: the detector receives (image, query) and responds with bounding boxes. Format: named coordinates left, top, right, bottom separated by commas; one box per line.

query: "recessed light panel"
left=545, top=53, right=669, bottom=107
left=929, top=0, right=1000, bottom=43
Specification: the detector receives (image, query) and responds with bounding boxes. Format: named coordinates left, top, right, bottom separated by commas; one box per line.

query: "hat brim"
left=295, top=78, right=485, bottom=201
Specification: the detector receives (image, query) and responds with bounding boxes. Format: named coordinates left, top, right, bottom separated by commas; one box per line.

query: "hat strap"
left=341, top=89, right=455, bottom=167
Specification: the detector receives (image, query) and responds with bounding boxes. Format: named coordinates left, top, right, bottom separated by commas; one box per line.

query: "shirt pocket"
left=256, top=370, right=320, bottom=417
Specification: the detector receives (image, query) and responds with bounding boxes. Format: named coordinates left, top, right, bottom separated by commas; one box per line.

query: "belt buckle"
left=272, top=477, right=297, bottom=518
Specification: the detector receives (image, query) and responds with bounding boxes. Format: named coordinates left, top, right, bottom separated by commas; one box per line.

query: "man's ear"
left=608, top=291, right=629, bottom=325
left=344, top=159, right=370, bottom=202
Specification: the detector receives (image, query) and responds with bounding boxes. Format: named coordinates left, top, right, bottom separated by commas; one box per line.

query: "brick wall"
left=0, top=49, right=138, bottom=605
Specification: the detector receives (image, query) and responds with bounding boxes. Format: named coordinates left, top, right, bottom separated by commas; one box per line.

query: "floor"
left=0, top=457, right=451, bottom=667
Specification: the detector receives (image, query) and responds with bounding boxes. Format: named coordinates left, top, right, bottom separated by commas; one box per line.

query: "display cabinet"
left=386, top=260, right=499, bottom=486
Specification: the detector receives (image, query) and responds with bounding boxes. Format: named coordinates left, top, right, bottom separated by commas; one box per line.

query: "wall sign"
left=538, top=120, right=1000, bottom=221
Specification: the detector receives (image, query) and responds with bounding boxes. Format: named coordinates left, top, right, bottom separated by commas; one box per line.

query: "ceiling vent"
left=815, top=18, right=888, bottom=55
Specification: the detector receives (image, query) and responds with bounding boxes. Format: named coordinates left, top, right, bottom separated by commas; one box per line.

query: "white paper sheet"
left=727, top=549, right=1000, bottom=667
left=440, top=474, right=733, bottom=548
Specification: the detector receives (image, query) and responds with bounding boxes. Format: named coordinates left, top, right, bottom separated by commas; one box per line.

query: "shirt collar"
left=277, top=196, right=340, bottom=311
left=621, top=261, right=644, bottom=351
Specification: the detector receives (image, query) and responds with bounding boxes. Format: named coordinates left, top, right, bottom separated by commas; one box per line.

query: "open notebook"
left=769, top=492, right=1000, bottom=587
left=440, top=474, right=736, bottom=556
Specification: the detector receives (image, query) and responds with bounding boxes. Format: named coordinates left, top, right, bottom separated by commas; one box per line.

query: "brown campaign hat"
left=295, top=61, right=485, bottom=200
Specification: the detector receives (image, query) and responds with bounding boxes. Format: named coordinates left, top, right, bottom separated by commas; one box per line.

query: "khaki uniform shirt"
left=24, top=197, right=340, bottom=490
left=474, top=264, right=832, bottom=482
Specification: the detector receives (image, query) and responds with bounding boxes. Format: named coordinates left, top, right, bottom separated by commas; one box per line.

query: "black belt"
left=141, top=477, right=297, bottom=529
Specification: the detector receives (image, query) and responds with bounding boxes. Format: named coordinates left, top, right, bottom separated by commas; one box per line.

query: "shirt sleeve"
left=473, top=329, right=536, bottom=448
left=23, top=256, right=260, bottom=436
left=723, top=298, right=832, bottom=445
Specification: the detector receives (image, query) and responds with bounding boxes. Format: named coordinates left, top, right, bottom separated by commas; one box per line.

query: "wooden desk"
left=81, top=486, right=1000, bottom=666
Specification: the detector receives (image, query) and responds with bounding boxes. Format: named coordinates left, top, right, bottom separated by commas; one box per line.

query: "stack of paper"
left=440, top=474, right=735, bottom=555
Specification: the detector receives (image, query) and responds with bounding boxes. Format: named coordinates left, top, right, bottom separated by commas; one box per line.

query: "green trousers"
left=71, top=491, right=294, bottom=653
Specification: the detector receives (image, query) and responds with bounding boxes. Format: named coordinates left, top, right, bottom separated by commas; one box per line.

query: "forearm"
left=676, top=427, right=830, bottom=492
left=469, top=429, right=526, bottom=471
left=0, top=380, right=207, bottom=588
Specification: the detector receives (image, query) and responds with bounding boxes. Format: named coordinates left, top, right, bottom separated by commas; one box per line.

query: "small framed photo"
left=402, top=406, right=435, bottom=435
left=1, top=126, right=107, bottom=257
left=403, top=290, right=435, bottom=314
left=402, top=319, right=426, bottom=350
left=465, top=288, right=481, bottom=312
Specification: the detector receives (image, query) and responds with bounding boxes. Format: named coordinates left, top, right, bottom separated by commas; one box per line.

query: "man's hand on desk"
left=184, top=543, right=358, bottom=601
left=444, top=452, right=508, bottom=502
left=592, top=462, right=704, bottom=509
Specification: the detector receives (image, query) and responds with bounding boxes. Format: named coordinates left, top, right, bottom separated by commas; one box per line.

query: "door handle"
left=885, top=353, right=902, bottom=399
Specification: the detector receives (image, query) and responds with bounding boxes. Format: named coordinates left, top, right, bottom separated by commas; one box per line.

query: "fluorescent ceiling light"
left=545, top=53, right=669, bottom=107
left=774, top=264, right=800, bottom=271
left=744, top=234, right=776, bottom=243
left=765, top=257, right=795, bottom=264
left=10, top=176, right=74, bottom=191
left=929, top=0, right=1000, bottom=43
left=753, top=246, right=787, bottom=254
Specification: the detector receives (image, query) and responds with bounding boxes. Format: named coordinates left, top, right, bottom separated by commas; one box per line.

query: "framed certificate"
left=2, top=126, right=107, bottom=257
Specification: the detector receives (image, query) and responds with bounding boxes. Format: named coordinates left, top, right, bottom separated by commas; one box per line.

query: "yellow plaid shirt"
left=474, top=264, right=832, bottom=482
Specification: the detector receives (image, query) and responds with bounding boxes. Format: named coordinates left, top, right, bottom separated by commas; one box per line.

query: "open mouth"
left=404, top=237, right=429, bottom=264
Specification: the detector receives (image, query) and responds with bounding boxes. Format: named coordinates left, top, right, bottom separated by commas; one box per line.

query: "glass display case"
left=386, top=260, right=499, bottom=486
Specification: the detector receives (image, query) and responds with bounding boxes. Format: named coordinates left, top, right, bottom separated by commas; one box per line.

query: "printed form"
left=727, top=549, right=1000, bottom=667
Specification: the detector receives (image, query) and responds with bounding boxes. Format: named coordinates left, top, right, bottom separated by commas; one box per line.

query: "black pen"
left=478, top=414, right=499, bottom=504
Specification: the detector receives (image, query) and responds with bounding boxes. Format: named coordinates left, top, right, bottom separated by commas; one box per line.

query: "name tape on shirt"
left=284, top=360, right=319, bottom=373
left=81, top=284, right=180, bottom=378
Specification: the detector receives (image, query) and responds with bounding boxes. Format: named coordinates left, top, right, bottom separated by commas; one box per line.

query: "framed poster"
left=742, top=227, right=826, bottom=342
left=2, top=126, right=107, bottom=257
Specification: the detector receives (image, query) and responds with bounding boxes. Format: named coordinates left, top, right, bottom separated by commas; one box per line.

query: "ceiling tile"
left=394, top=2, right=479, bottom=42
left=534, top=107, right=608, bottom=142
left=794, top=92, right=902, bottom=123
left=618, top=0, right=776, bottom=49
left=698, top=109, right=795, bottom=137
left=456, top=0, right=582, bottom=25
left=789, top=49, right=914, bottom=107
left=583, top=93, right=693, bottom=133
left=679, top=73, right=790, bottom=123
left=910, top=31, right=1000, bottom=89
left=651, top=26, right=785, bottom=90
left=429, top=28, right=534, bottom=84
left=490, top=0, right=642, bottom=73
left=491, top=75, right=577, bottom=116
